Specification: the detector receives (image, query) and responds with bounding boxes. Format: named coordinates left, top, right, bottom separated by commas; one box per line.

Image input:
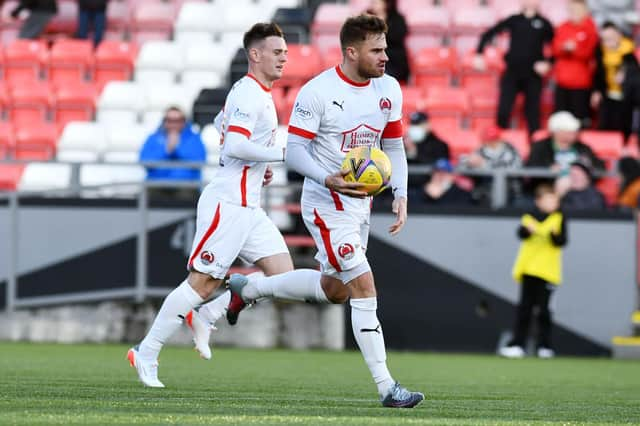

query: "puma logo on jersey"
left=332, top=100, right=344, bottom=111
left=360, top=325, right=381, bottom=334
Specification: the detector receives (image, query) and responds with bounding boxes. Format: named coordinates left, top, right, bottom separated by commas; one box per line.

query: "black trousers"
left=497, top=70, right=542, bottom=134
left=509, top=274, right=554, bottom=348
left=554, top=86, right=591, bottom=124
left=598, top=97, right=629, bottom=132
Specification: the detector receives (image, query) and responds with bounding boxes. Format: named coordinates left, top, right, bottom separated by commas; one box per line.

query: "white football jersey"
left=207, top=74, right=278, bottom=208
left=287, top=66, right=404, bottom=212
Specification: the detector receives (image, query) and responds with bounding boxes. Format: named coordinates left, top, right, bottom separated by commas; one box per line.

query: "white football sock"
left=138, top=280, right=204, bottom=360
left=350, top=297, right=395, bottom=397
left=197, top=290, right=231, bottom=325
left=243, top=269, right=330, bottom=303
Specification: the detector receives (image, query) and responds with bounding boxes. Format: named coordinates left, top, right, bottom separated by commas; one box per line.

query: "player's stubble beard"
left=357, top=61, right=385, bottom=80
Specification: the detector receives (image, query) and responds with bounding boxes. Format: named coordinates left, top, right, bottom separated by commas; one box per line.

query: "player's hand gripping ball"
left=341, top=146, right=392, bottom=196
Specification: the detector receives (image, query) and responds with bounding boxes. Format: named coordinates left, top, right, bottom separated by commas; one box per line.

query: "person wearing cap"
left=422, top=159, right=473, bottom=206
left=405, top=111, right=450, bottom=166
left=526, top=111, right=605, bottom=173
left=462, top=125, right=523, bottom=204
left=556, top=159, right=606, bottom=210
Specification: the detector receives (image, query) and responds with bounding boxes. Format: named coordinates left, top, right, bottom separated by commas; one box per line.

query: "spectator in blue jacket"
left=140, top=106, right=206, bottom=182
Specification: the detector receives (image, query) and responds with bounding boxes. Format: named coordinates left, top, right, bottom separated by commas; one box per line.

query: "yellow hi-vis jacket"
left=512, top=212, right=564, bottom=285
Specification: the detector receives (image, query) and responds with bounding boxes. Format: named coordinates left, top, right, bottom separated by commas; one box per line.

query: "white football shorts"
left=302, top=202, right=371, bottom=284
left=187, top=187, right=288, bottom=279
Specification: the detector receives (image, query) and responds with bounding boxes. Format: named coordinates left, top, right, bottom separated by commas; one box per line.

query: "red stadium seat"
left=459, top=46, right=505, bottom=92
left=0, top=164, right=25, bottom=191
left=405, top=6, right=450, bottom=35
left=596, top=176, right=620, bottom=207
left=400, top=86, right=426, bottom=115
left=412, top=47, right=457, bottom=89
left=106, top=0, right=130, bottom=32
left=53, top=82, right=97, bottom=127
left=311, top=3, right=351, bottom=42
left=4, top=39, right=48, bottom=84
left=48, top=39, right=94, bottom=85
left=46, top=0, right=78, bottom=33
left=405, top=34, right=446, bottom=56
left=8, top=81, right=53, bottom=125
left=451, top=7, right=496, bottom=51
left=499, top=128, right=530, bottom=160
left=94, top=41, right=138, bottom=91
left=0, top=122, right=14, bottom=159
left=0, top=82, right=9, bottom=117
left=13, top=123, right=58, bottom=160
left=277, top=44, right=322, bottom=88
left=321, top=45, right=342, bottom=69
left=488, top=0, right=521, bottom=18
left=281, top=86, right=302, bottom=124
left=270, top=86, right=286, bottom=122
left=130, top=2, right=174, bottom=43
left=423, top=87, right=469, bottom=128
left=435, top=127, right=481, bottom=163
left=579, top=131, right=624, bottom=161
left=468, top=88, right=498, bottom=131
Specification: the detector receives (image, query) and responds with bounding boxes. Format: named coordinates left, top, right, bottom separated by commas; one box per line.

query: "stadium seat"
left=130, top=1, right=175, bottom=43
left=452, top=7, right=496, bottom=52
left=13, top=123, right=58, bottom=160
left=277, top=44, right=322, bottom=88
left=97, top=81, right=147, bottom=125
left=311, top=3, right=351, bottom=44
left=48, top=39, right=94, bottom=85
left=0, top=164, right=25, bottom=191
left=438, top=128, right=481, bottom=163
left=181, top=42, right=230, bottom=92
left=579, top=131, right=624, bottom=160
left=141, top=84, right=194, bottom=126
left=173, top=2, right=217, bottom=39
left=422, top=87, right=469, bottom=128
left=46, top=0, right=78, bottom=33
left=4, top=39, right=48, bottom=84
left=79, top=164, right=145, bottom=195
left=0, top=83, right=9, bottom=118
left=596, top=176, right=620, bottom=207
left=531, top=129, right=550, bottom=142
left=135, top=41, right=184, bottom=87
left=281, top=85, right=301, bottom=124
left=221, top=5, right=264, bottom=33
left=106, top=0, right=130, bottom=33
left=404, top=6, right=450, bottom=36
left=8, top=81, right=53, bottom=125
left=405, top=34, right=446, bottom=56
left=460, top=46, right=505, bottom=92
left=18, top=163, right=72, bottom=191
left=488, top=0, right=521, bottom=18
left=273, top=7, right=312, bottom=44
left=104, top=123, right=153, bottom=163
left=468, top=86, right=498, bottom=130
left=0, top=122, right=14, bottom=159
left=412, top=47, right=457, bottom=89
left=200, top=123, right=221, bottom=164
left=271, top=86, right=287, bottom=121
left=53, top=82, right=97, bottom=127
left=499, top=128, right=530, bottom=160
left=401, top=86, right=426, bottom=115
left=192, top=87, right=227, bottom=128
left=57, top=121, right=106, bottom=162
left=94, top=41, right=138, bottom=91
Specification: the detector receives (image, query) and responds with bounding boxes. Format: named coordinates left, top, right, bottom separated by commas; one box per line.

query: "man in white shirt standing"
left=225, top=14, right=424, bottom=408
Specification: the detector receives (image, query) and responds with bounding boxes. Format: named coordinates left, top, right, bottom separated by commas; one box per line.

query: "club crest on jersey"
left=200, top=251, right=215, bottom=265
left=338, top=243, right=355, bottom=260
left=379, top=97, right=392, bottom=114
left=340, top=123, right=381, bottom=152
left=294, top=103, right=313, bottom=120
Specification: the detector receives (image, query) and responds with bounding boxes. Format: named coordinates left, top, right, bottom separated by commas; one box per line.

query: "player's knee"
left=321, top=276, right=350, bottom=304
left=187, top=271, right=221, bottom=299
left=326, top=286, right=350, bottom=304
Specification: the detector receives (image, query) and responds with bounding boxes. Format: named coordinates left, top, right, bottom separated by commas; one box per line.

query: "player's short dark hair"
left=534, top=183, right=556, bottom=199
left=243, top=22, right=284, bottom=51
left=339, top=14, right=388, bottom=52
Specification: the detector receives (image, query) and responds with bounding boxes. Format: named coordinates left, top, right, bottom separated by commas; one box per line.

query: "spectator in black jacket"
left=367, top=0, right=409, bottom=83
left=405, top=111, right=450, bottom=165
left=473, top=0, right=554, bottom=134
left=557, top=160, right=607, bottom=211
left=11, top=0, right=57, bottom=39
left=76, top=0, right=108, bottom=46
left=527, top=111, right=606, bottom=173
left=422, top=159, right=474, bottom=206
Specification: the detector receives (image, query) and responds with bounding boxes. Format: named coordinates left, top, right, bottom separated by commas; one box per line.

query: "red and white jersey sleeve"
left=287, top=66, right=404, bottom=211
left=207, top=74, right=278, bottom=208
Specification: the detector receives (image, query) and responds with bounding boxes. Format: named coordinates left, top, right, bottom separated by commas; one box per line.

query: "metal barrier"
left=0, top=159, right=600, bottom=311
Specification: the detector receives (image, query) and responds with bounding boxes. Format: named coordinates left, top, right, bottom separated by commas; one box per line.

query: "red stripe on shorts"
left=188, top=203, right=221, bottom=268
left=240, top=165, right=250, bottom=207
left=313, top=209, right=341, bottom=272
left=329, top=189, right=344, bottom=211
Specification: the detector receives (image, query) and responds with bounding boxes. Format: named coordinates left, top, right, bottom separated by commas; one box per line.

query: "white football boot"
left=127, top=346, right=164, bottom=388
left=537, top=347, right=555, bottom=359
left=185, top=310, right=215, bottom=360
left=498, top=345, right=525, bottom=359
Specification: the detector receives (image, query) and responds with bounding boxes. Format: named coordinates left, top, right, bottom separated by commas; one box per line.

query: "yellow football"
left=341, top=146, right=392, bottom=196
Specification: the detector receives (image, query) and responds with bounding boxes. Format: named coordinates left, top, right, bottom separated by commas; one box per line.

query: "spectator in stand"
left=405, top=111, right=450, bottom=165
left=140, top=106, right=207, bottom=200
left=527, top=111, right=605, bottom=173
left=556, top=160, right=606, bottom=211
left=587, top=0, right=639, bottom=36
left=10, top=0, right=57, bottom=39
left=552, top=0, right=599, bottom=127
left=617, top=157, right=640, bottom=209
left=462, top=125, right=523, bottom=204
left=367, top=0, right=409, bottom=84
left=422, top=159, right=473, bottom=206
left=591, top=21, right=636, bottom=133
left=75, top=0, right=108, bottom=47
left=474, top=0, right=554, bottom=134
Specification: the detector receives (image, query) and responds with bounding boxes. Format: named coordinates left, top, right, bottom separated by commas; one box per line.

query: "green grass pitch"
left=0, top=342, right=638, bottom=425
